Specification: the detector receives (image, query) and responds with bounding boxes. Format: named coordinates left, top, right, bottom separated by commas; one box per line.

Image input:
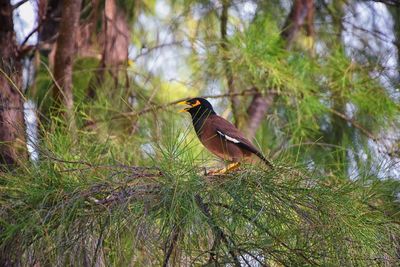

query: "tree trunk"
left=243, top=0, right=315, bottom=140
left=38, top=0, right=63, bottom=47
left=0, top=0, right=26, bottom=169
left=281, top=0, right=315, bottom=49
left=244, top=90, right=275, bottom=139
left=87, top=0, right=130, bottom=99
left=53, top=0, right=82, bottom=125
left=220, top=0, right=242, bottom=127
left=37, top=0, right=63, bottom=70
left=0, top=0, right=25, bottom=263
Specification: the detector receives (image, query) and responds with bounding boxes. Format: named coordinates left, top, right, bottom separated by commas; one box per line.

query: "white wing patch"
left=216, top=130, right=240, bottom=143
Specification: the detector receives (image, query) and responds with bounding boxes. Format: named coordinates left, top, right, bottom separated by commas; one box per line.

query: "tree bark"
left=53, top=0, right=82, bottom=125
left=281, top=0, right=315, bottom=49
left=87, top=0, right=130, bottom=99
left=220, top=0, right=241, bottom=127
left=37, top=0, right=63, bottom=70
left=0, top=0, right=25, bottom=263
left=244, top=90, right=275, bottom=139
left=38, top=0, right=62, bottom=46
left=243, top=0, right=315, bottom=140
left=0, top=0, right=26, bottom=169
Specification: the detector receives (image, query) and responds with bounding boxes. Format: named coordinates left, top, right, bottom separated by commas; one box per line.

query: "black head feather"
left=184, top=98, right=215, bottom=116
left=182, top=98, right=216, bottom=136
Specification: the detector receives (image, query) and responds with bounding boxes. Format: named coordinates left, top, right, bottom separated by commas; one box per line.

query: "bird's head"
left=178, top=97, right=216, bottom=116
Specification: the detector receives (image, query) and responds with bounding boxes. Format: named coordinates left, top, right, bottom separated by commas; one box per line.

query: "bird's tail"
left=237, top=141, right=274, bottom=169
left=255, top=152, right=274, bottom=169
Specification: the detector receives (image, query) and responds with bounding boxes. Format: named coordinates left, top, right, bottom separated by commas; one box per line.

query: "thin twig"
left=110, top=89, right=278, bottom=120
left=19, top=24, right=40, bottom=48
left=91, top=184, right=161, bottom=205
left=12, top=0, right=29, bottom=10
left=329, top=108, right=376, bottom=140
left=271, top=141, right=347, bottom=158
left=91, top=217, right=110, bottom=267
left=212, top=202, right=318, bottom=266
left=133, top=41, right=184, bottom=61
left=162, top=225, right=180, bottom=267
left=195, top=194, right=241, bottom=267
left=285, top=142, right=345, bottom=150
left=238, top=248, right=270, bottom=267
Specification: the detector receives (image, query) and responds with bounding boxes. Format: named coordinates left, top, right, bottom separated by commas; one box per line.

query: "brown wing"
left=198, top=115, right=243, bottom=161
left=210, top=116, right=260, bottom=150
left=205, top=115, right=273, bottom=168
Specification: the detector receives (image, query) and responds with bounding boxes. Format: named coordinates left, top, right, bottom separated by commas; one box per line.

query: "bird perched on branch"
left=178, top=97, right=273, bottom=174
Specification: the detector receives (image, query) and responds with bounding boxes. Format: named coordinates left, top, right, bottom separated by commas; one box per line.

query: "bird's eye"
left=192, top=100, right=201, bottom=107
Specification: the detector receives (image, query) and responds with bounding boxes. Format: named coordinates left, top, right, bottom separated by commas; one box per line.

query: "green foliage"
left=218, top=16, right=399, bottom=177
left=1, top=123, right=399, bottom=265
left=2, top=0, right=399, bottom=265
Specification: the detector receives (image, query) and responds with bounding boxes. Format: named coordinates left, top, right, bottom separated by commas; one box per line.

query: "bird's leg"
left=210, top=162, right=240, bottom=175
left=226, top=162, right=241, bottom=172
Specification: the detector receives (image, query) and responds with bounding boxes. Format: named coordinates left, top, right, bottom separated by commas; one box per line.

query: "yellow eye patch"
left=192, top=100, right=201, bottom=107
left=177, top=99, right=201, bottom=113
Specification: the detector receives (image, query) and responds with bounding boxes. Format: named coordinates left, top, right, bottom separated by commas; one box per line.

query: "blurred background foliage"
left=0, top=0, right=399, bottom=266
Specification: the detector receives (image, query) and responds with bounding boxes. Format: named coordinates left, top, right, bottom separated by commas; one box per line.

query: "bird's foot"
left=207, top=162, right=240, bottom=175
left=206, top=169, right=220, bottom=175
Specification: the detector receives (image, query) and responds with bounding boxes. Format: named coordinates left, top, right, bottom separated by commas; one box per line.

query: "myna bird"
left=178, top=97, right=273, bottom=174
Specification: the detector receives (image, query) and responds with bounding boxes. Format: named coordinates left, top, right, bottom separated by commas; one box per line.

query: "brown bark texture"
left=243, top=0, right=315, bottom=140
left=102, top=0, right=130, bottom=72
left=38, top=0, right=62, bottom=45
left=281, top=0, right=315, bottom=48
left=38, top=0, right=101, bottom=67
left=53, top=0, right=82, bottom=121
left=88, top=0, right=130, bottom=99
left=37, top=0, right=62, bottom=69
left=0, top=0, right=26, bottom=168
left=0, top=1, right=25, bottom=264
left=244, top=90, right=275, bottom=139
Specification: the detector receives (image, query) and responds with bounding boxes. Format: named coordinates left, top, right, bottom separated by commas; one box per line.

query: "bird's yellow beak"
left=177, top=99, right=201, bottom=113
left=177, top=100, right=190, bottom=113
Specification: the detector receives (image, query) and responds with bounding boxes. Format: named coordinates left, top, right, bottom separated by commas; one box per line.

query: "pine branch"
left=212, top=202, right=318, bottom=266
left=106, top=89, right=279, bottom=122
left=195, top=194, right=242, bottom=266
left=162, top=225, right=180, bottom=267
left=329, top=108, right=376, bottom=140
